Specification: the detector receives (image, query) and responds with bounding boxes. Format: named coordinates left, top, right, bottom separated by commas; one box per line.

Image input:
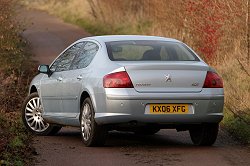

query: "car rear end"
left=99, top=66, right=224, bottom=125
left=95, top=39, right=224, bottom=127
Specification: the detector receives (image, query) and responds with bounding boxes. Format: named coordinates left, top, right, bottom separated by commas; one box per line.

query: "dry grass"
left=22, top=0, right=250, bottom=142
left=21, top=0, right=152, bottom=35
left=23, top=0, right=90, bottom=19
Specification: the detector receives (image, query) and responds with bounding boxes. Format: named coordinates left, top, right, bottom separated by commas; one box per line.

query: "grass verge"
left=0, top=113, right=34, bottom=165
left=222, top=109, right=250, bottom=144
left=0, top=0, right=36, bottom=165
left=63, top=16, right=152, bottom=36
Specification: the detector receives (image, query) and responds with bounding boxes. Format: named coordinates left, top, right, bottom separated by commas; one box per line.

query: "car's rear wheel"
left=189, top=123, right=219, bottom=146
left=80, top=98, right=107, bottom=147
left=22, top=92, right=62, bottom=135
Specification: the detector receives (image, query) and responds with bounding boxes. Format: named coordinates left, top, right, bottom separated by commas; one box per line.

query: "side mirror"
left=38, top=65, right=52, bottom=77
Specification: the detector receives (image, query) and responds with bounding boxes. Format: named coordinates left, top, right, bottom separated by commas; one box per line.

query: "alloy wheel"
left=24, top=97, right=49, bottom=132
left=81, top=103, right=92, bottom=141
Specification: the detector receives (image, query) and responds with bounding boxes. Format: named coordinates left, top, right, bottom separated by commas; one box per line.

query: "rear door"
left=61, top=41, right=99, bottom=117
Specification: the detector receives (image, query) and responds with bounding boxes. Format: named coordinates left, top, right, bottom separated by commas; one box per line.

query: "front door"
left=40, top=42, right=85, bottom=118
left=40, top=72, right=63, bottom=116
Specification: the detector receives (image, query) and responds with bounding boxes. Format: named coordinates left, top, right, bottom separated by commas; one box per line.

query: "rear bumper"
left=94, top=88, right=224, bottom=125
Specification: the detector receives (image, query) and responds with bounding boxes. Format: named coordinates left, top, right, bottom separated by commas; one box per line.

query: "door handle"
left=77, top=75, right=83, bottom=80
left=57, top=77, right=63, bottom=82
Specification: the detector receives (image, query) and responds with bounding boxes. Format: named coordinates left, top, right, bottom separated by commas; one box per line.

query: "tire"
left=135, top=127, right=160, bottom=135
left=22, top=92, right=62, bottom=136
left=189, top=123, right=219, bottom=146
left=80, top=98, right=107, bottom=147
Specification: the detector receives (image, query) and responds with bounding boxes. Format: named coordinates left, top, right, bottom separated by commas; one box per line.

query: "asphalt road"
left=18, top=8, right=250, bottom=166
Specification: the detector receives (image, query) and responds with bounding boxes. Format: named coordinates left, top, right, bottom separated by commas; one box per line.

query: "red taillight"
left=103, top=71, right=134, bottom=88
left=203, top=71, right=223, bottom=88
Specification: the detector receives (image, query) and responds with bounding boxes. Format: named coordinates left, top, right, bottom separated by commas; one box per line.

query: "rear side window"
left=50, top=42, right=85, bottom=72
left=106, top=40, right=199, bottom=61
left=70, top=42, right=99, bottom=69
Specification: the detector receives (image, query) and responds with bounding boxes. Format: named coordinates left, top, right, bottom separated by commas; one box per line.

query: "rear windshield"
left=106, top=40, right=199, bottom=61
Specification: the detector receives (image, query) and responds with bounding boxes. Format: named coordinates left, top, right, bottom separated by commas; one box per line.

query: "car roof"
left=81, top=35, right=180, bottom=43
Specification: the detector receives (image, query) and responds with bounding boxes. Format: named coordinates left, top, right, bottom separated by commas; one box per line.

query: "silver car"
left=22, top=35, right=224, bottom=146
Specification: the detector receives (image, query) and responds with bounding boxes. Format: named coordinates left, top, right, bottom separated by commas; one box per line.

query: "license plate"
left=149, top=104, right=189, bottom=114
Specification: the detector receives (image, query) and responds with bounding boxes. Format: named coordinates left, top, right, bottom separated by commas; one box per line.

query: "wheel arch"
left=80, top=91, right=91, bottom=109
left=30, top=85, right=38, bottom=94
left=79, top=90, right=97, bottom=112
left=79, top=90, right=97, bottom=120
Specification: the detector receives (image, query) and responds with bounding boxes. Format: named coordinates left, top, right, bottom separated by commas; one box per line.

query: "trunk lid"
left=121, top=62, right=208, bottom=93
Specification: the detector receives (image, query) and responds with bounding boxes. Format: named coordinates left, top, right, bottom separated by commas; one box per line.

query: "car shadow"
left=53, top=127, right=219, bottom=148
left=105, top=131, right=194, bottom=148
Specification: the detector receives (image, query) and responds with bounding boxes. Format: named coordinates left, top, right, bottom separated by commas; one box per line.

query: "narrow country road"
left=18, top=8, right=90, bottom=64
left=18, top=8, right=250, bottom=166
